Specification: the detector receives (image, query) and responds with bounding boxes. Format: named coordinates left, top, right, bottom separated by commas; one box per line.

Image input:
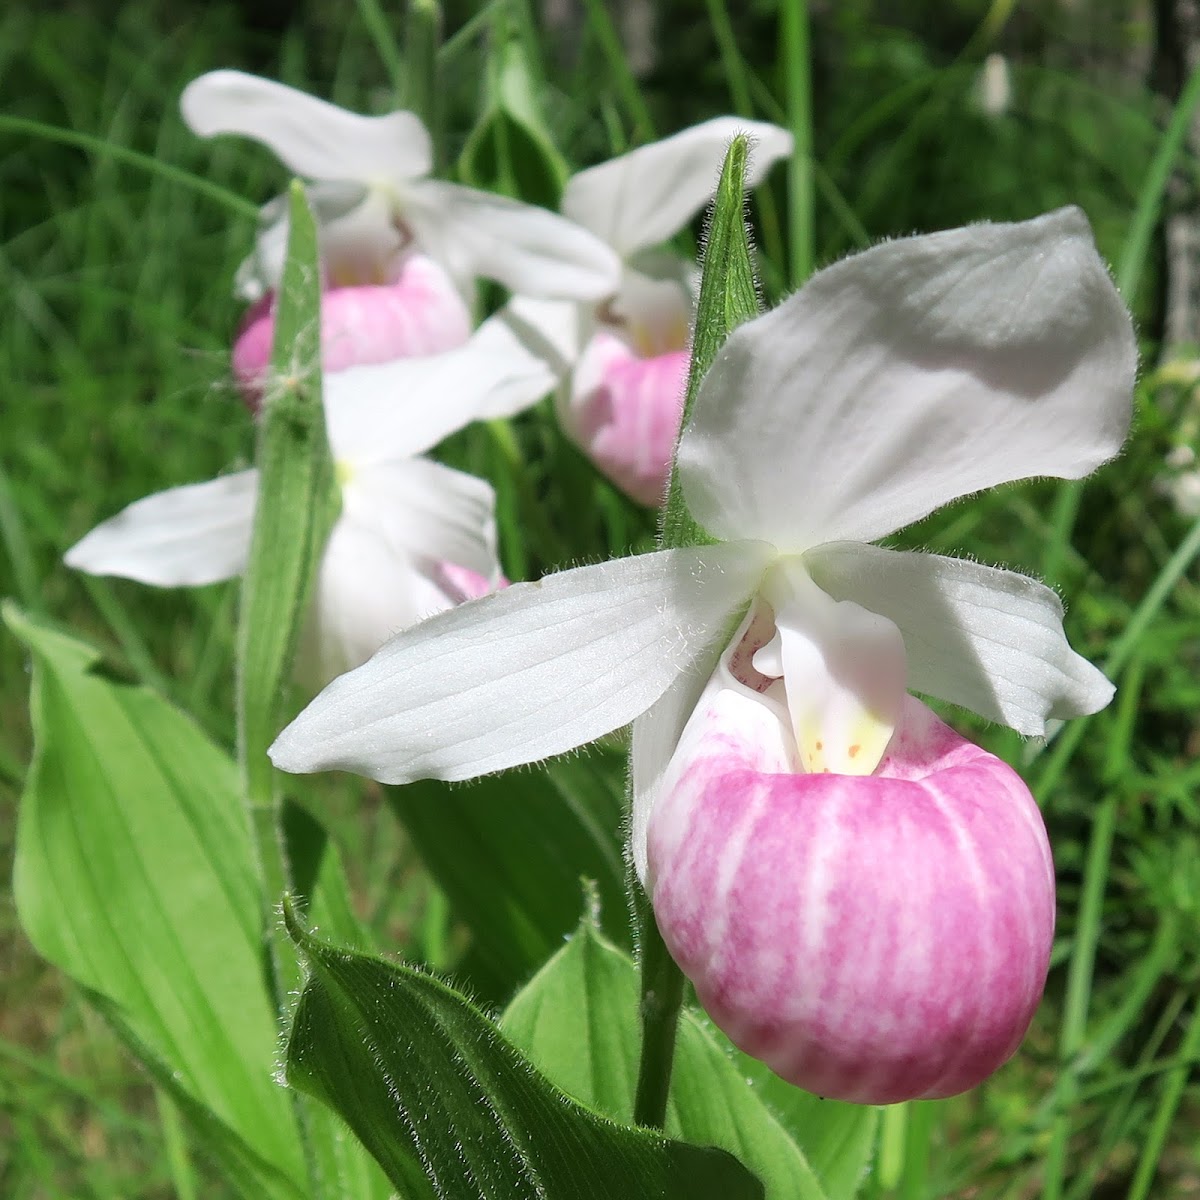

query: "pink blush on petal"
left=647, top=694, right=1055, bottom=1104
left=232, top=254, right=472, bottom=406
left=564, top=332, right=689, bottom=506
left=432, top=561, right=507, bottom=602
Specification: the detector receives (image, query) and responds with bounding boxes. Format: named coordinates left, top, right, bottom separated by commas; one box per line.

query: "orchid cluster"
left=62, top=62, right=1138, bottom=1125
left=70, top=71, right=789, bottom=680
left=270, top=208, right=1135, bottom=1103
left=507, top=117, right=791, bottom=502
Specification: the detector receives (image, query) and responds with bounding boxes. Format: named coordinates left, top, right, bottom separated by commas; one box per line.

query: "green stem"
left=875, top=1103, right=907, bottom=1191
left=898, top=1101, right=936, bottom=1200
left=705, top=0, right=754, bottom=117
left=0, top=456, right=42, bottom=615
left=406, top=0, right=443, bottom=167
left=1032, top=508, right=1200, bottom=779
left=1040, top=61, right=1200, bottom=587
left=780, top=0, right=814, bottom=286
left=580, top=0, right=656, bottom=141
left=632, top=887, right=686, bottom=1128
left=1040, top=793, right=1118, bottom=1200
left=1117, top=60, right=1200, bottom=304
left=155, top=1089, right=198, bottom=1200
left=1126, top=999, right=1200, bottom=1200
left=353, top=0, right=405, bottom=103
left=0, top=115, right=256, bottom=218
left=632, top=140, right=759, bottom=1126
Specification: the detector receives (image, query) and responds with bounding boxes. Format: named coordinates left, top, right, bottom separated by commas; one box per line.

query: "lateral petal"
left=629, top=654, right=715, bottom=886
left=63, top=471, right=257, bottom=587
left=342, top=459, right=499, bottom=583
left=407, top=181, right=621, bottom=299
left=679, top=207, right=1136, bottom=551
left=806, top=542, right=1114, bottom=735
left=269, top=541, right=770, bottom=783
left=324, top=313, right=557, bottom=463
left=562, top=117, right=793, bottom=258
left=500, top=296, right=588, bottom=376
left=181, top=70, right=431, bottom=183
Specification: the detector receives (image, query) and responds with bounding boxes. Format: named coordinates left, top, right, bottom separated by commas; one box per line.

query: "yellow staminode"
left=794, top=708, right=894, bottom=778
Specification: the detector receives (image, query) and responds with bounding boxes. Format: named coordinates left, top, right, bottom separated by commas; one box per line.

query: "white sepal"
left=679, top=207, right=1137, bottom=552
left=180, top=70, right=431, bottom=184
left=562, top=117, right=793, bottom=258
left=806, top=542, right=1115, bottom=734
left=64, top=470, right=257, bottom=587
left=269, top=541, right=771, bottom=783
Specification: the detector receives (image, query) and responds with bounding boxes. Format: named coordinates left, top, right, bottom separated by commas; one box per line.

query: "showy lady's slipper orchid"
left=509, top=119, right=792, bottom=504
left=180, top=70, right=621, bottom=399
left=65, top=318, right=555, bottom=684
left=270, top=209, right=1136, bottom=1102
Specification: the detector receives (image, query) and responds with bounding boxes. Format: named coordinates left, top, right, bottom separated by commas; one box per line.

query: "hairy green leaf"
left=504, top=919, right=878, bottom=1200
left=388, top=746, right=630, bottom=1000
left=282, top=903, right=764, bottom=1200
left=661, top=134, right=761, bottom=551
left=237, top=180, right=339, bottom=829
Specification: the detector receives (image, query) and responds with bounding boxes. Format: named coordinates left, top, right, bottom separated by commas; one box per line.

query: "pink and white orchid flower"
left=65, top=317, right=554, bottom=685
left=180, top=70, right=621, bottom=399
left=269, top=208, right=1136, bottom=1101
left=509, top=118, right=791, bottom=504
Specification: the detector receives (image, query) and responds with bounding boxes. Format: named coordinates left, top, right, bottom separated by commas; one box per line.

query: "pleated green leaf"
left=282, top=903, right=764, bottom=1200
left=6, top=603, right=306, bottom=1197
left=733, top=1061, right=879, bottom=1199
left=503, top=919, right=878, bottom=1200
left=388, top=746, right=629, bottom=1001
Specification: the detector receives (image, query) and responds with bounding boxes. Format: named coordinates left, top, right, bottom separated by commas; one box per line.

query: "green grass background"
left=3, top=0, right=1200, bottom=1196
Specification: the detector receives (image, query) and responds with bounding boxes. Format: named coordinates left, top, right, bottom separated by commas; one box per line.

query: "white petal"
left=298, top=516, right=467, bottom=687
left=317, top=188, right=409, bottom=284
left=632, top=598, right=798, bottom=884
left=269, top=541, right=770, bottom=783
left=679, top=207, right=1137, bottom=551
left=806, top=542, right=1114, bottom=735
left=342, top=459, right=498, bottom=583
left=181, top=70, right=431, bottom=183
left=64, top=471, right=257, bottom=586
left=562, top=117, right=793, bottom=258
left=760, top=560, right=907, bottom=776
left=406, top=181, right=621, bottom=299
left=237, top=183, right=379, bottom=297
left=324, top=313, right=557, bottom=462
left=501, top=296, right=588, bottom=375
left=629, top=611, right=743, bottom=885
left=459, top=312, right=562, bottom=418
